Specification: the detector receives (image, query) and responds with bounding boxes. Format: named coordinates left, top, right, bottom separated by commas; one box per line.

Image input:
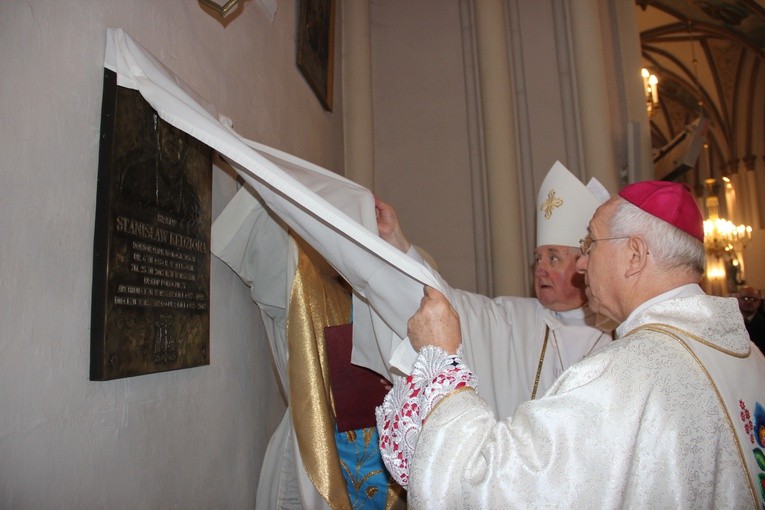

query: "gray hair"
left=609, top=199, right=706, bottom=275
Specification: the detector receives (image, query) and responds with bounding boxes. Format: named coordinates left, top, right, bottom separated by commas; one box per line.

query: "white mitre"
left=536, top=161, right=610, bottom=248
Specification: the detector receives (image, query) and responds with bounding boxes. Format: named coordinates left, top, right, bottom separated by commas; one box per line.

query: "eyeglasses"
left=579, top=234, right=631, bottom=256
left=739, top=296, right=760, bottom=303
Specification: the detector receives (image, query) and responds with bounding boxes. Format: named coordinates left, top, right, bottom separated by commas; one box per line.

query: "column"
left=568, top=0, right=622, bottom=190
left=474, top=0, right=525, bottom=296
left=341, top=0, right=375, bottom=190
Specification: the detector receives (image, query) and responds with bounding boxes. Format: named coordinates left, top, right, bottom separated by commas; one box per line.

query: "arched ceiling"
left=635, top=0, right=765, bottom=189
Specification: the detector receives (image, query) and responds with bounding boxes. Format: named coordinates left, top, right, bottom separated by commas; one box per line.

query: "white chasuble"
left=394, top=295, right=765, bottom=508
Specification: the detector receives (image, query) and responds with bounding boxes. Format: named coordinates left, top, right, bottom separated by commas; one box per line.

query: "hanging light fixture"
left=642, top=68, right=660, bottom=118
left=703, top=178, right=752, bottom=259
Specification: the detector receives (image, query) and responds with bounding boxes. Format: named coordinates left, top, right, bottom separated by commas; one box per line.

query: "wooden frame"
left=296, top=0, right=335, bottom=111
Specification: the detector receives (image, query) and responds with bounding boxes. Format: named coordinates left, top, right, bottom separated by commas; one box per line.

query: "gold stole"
left=287, top=240, right=406, bottom=509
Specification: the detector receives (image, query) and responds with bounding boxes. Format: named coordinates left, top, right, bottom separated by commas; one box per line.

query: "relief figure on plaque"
left=153, top=314, right=177, bottom=364
left=118, top=113, right=202, bottom=229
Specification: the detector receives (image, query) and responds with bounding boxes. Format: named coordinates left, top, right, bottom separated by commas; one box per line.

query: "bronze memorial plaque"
left=90, top=69, right=212, bottom=380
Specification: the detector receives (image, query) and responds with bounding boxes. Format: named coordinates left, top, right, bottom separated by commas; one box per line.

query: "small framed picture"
left=296, top=0, right=336, bottom=111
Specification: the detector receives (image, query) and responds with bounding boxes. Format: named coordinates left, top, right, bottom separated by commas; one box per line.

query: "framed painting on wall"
left=296, top=0, right=336, bottom=111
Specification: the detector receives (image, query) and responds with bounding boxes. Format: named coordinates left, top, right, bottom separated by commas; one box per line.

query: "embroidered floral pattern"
left=335, top=426, right=390, bottom=509
left=754, top=402, right=765, bottom=450
left=738, top=400, right=765, bottom=503
left=740, top=400, right=755, bottom=444
left=375, top=346, right=477, bottom=488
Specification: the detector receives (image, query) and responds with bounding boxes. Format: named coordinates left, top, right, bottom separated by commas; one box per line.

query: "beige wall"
left=0, top=0, right=343, bottom=507
left=370, top=0, right=480, bottom=292
left=368, top=0, right=647, bottom=296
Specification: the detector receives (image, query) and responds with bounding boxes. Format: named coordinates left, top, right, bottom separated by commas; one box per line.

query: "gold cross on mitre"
left=540, top=189, right=563, bottom=219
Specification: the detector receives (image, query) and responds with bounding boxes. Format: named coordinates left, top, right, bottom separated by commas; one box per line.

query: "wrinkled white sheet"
left=104, top=27, right=436, bottom=376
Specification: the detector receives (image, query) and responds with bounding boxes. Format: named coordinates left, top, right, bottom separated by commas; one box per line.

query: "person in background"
left=738, top=284, right=765, bottom=353
left=375, top=162, right=615, bottom=418
left=376, top=180, right=765, bottom=508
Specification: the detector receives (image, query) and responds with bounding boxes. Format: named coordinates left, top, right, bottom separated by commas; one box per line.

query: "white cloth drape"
left=106, top=27, right=424, bottom=508
left=104, top=27, right=437, bottom=379
left=105, top=27, right=614, bottom=418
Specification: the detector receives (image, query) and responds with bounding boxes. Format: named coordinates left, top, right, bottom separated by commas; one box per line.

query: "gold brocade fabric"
left=288, top=244, right=351, bottom=509
left=287, top=241, right=406, bottom=509
left=385, top=480, right=407, bottom=510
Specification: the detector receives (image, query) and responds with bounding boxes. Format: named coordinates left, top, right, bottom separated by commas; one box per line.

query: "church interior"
left=637, top=0, right=765, bottom=296
left=1, top=0, right=763, bottom=507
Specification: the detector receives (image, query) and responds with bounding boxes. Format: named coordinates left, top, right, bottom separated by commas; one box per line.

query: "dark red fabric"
left=325, top=324, right=390, bottom=432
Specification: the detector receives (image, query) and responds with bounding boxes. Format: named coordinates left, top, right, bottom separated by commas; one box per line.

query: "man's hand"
left=375, top=197, right=411, bottom=253
left=407, top=286, right=461, bottom=354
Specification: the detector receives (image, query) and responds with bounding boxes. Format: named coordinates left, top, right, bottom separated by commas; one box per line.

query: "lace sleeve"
left=375, top=345, right=477, bottom=488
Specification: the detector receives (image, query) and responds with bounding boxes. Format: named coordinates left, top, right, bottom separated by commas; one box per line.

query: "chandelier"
left=642, top=68, right=660, bottom=118
left=703, top=179, right=752, bottom=258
